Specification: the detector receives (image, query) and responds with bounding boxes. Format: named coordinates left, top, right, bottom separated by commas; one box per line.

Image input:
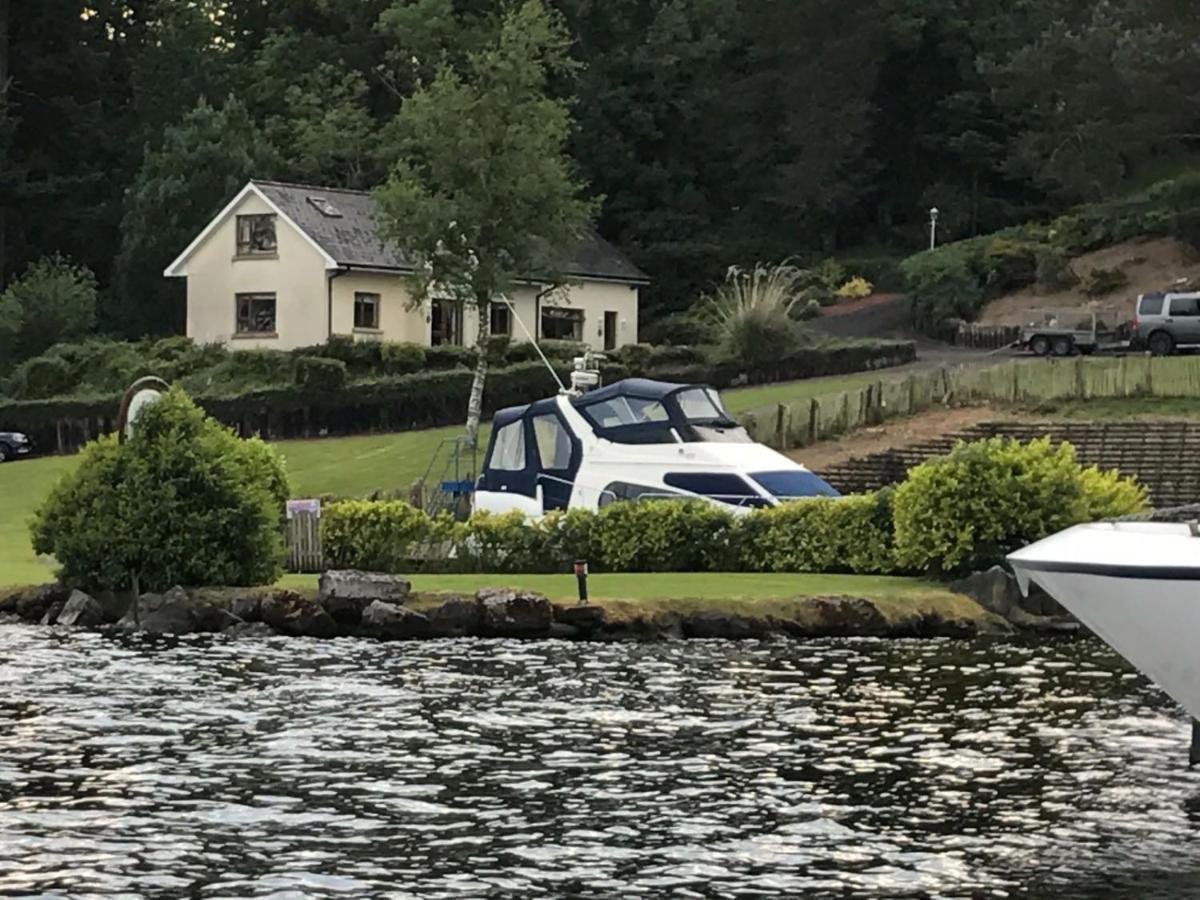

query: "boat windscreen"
left=750, top=470, right=841, bottom=499
left=675, top=387, right=730, bottom=422
left=580, top=395, right=670, bottom=428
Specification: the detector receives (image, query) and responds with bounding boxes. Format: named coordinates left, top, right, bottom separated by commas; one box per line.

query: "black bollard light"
left=574, top=560, right=589, bottom=605
left=1191, top=718, right=1200, bottom=767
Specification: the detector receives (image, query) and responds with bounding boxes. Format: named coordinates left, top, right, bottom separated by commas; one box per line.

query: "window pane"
left=599, top=481, right=682, bottom=507
left=490, top=421, right=526, bottom=471
left=1138, top=294, right=1164, bottom=316
left=354, top=293, right=380, bottom=329
left=1170, top=296, right=1200, bottom=317
left=490, top=304, right=512, bottom=335
left=541, top=307, right=583, bottom=341
left=584, top=396, right=669, bottom=428
left=532, top=415, right=572, bottom=469
left=236, top=214, right=277, bottom=255
left=675, top=388, right=723, bottom=421
left=236, top=293, right=275, bottom=333
left=663, top=472, right=767, bottom=507
left=750, top=470, right=841, bottom=499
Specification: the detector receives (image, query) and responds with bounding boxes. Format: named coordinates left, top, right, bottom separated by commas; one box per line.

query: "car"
left=1132, top=291, right=1200, bottom=356
left=0, top=431, right=34, bottom=462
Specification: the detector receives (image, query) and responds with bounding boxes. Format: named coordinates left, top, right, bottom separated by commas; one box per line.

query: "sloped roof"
left=254, top=179, right=649, bottom=284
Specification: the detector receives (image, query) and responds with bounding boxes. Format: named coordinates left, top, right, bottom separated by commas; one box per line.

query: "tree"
left=0, top=255, right=97, bottom=364
left=374, top=0, right=595, bottom=447
left=112, top=97, right=281, bottom=337
left=31, top=387, right=290, bottom=591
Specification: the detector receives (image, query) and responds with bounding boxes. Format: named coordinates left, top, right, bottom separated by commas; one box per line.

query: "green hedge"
left=320, top=494, right=893, bottom=575
left=0, top=339, right=913, bottom=454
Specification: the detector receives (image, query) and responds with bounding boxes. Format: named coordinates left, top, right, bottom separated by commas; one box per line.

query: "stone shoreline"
left=0, top=569, right=1072, bottom=641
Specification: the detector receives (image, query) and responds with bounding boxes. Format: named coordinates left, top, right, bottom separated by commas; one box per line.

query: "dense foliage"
left=30, top=388, right=290, bottom=591
left=320, top=437, right=1145, bottom=577
left=4, top=0, right=1199, bottom=346
left=892, top=437, right=1147, bottom=575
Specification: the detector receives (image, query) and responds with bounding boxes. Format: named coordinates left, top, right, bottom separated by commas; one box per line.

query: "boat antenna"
left=500, top=295, right=566, bottom=393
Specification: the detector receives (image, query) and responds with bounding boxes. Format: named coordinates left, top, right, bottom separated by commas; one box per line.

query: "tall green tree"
left=0, top=255, right=98, bottom=364
left=374, top=0, right=595, bottom=447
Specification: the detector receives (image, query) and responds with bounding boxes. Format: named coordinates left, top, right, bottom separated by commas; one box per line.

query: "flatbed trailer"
left=1017, top=310, right=1132, bottom=357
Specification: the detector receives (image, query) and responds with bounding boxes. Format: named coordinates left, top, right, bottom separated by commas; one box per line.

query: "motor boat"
left=1009, top=521, right=1200, bottom=724
left=474, top=370, right=839, bottom=517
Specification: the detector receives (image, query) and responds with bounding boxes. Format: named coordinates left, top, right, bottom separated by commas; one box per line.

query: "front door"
left=604, top=310, right=618, bottom=351
left=530, top=412, right=581, bottom=511
left=431, top=299, right=463, bottom=346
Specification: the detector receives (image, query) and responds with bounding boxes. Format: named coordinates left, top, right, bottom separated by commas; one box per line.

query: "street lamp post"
left=929, top=206, right=940, bottom=251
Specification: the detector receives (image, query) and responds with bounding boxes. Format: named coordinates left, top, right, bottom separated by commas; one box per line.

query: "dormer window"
left=236, top=214, right=277, bottom=256
left=307, top=196, right=342, bottom=217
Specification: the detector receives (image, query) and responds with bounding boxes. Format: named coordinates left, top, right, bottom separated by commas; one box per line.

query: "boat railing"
left=534, top=472, right=769, bottom=509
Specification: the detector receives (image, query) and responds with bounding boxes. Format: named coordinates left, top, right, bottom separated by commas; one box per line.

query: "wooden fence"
left=739, top=356, right=1200, bottom=451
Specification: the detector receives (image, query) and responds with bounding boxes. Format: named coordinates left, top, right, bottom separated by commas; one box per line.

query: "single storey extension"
left=164, top=179, right=648, bottom=352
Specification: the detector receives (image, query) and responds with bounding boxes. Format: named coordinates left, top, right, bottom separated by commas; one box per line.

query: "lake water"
left=2, top=626, right=1200, bottom=899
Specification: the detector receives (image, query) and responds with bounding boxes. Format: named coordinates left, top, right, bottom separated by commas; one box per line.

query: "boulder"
left=56, top=590, right=105, bottom=628
left=318, top=571, right=411, bottom=627
left=231, top=595, right=263, bottom=623
left=949, top=566, right=1022, bottom=619
left=477, top=588, right=553, bottom=637
left=260, top=591, right=339, bottom=638
left=118, top=586, right=203, bottom=634
left=426, top=596, right=481, bottom=637
left=360, top=600, right=431, bottom=640
left=222, top=621, right=276, bottom=639
left=39, top=601, right=65, bottom=626
left=91, top=590, right=133, bottom=623
left=554, top=605, right=607, bottom=633
left=682, top=612, right=770, bottom=640
left=14, top=584, right=67, bottom=623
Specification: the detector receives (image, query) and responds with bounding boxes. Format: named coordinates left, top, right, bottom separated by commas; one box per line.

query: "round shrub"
left=593, top=500, right=737, bottom=572
left=294, top=355, right=348, bottom=392
left=380, top=341, right=428, bottom=375
left=892, top=437, right=1146, bottom=576
left=834, top=276, right=873, bottom=299
left=796, top=298, right=823, bottom=321
left=31, top=388, right=290, bottom=590
left=13, top=355, right=74, bottom=398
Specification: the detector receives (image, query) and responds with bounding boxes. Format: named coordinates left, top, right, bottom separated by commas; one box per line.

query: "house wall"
left=331, top=271, right=427, bottom=343
left=184, top=193, right=331, bottom=350
left=462, top=280, right=640, bottom=351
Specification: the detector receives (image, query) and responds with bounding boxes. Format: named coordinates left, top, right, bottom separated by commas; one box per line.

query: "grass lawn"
left=0, top=362, right=924, bottom=588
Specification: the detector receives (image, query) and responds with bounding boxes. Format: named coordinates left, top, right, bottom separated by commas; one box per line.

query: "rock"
left=319, top=570, right=411, bottom=603
left=360, top=600, right=431, bottom=640
left=426, top=596, right=481, bottom=637
left=39, top=601, right=64, bottom=626
left=477, top=588, right=553, bottom=637
left=118, top=585, right=205, bottom=634
left=260, top=591, right=339, bottom=638
left=56, top=590, right=105, bottom=628
left=682, top=612, right=770, bottom=639
left=231, top=595, right=262, bottom=622
left=555, top=605, right=607, bottom=634
left=222, top=621, right=276, bottom=639
left=949, top=566, right=1022, bottom=619
left=91, top=590, right=132, bottom=623
left=318, top=571, right=411, bottom=627
left=15, top=584, right=68, bottom=622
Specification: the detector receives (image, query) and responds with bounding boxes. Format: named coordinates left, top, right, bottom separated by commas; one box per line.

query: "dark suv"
left=1134, top=291, right=1200, bottom=355
left=0, top=431, right=33, bottom=462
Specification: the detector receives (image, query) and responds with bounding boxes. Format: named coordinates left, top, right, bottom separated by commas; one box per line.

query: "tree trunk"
left=464, top=293, right=491, bottom=449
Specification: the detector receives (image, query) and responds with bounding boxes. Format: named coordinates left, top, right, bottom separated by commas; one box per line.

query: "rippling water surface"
left=3, top=626, right=1200, bottom=898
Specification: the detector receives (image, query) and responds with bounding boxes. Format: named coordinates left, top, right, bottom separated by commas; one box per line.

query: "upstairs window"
left=235, top=292, right=277, bottom=335
left=236, top=214, right=277, bottom=256
left=354, top=292, right=380, bottom=330
left=541, top=307, right=583, bottom=341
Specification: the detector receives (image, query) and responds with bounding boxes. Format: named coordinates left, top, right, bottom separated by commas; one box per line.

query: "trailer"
left=1018, top=309, right=1131, bottom=357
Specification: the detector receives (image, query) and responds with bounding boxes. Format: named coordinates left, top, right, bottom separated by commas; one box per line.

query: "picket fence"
left=738, top=355, right=1200, bottom=451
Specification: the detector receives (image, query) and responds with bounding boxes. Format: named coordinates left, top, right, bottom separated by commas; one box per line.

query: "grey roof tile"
left=253, top=180, right=648, bottom=284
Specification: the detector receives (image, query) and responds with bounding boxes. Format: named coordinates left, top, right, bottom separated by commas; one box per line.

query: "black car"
left=0, top=431, right=33, bottom=462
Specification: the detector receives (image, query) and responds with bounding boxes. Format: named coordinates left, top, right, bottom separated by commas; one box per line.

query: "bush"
left=983, top=239, right=1040, bottom=294
left=708, top=262, right=808, bottom=368
left=591, top=500, right=739, bottom=572
left=1082, top=266, right=1130, bottom=297
left=839, top=255, right=904, bottom=292
left=294, top=355, right=348, bottom=392
left=11, top=356, right=73, bottom=399
left=380, top=341, right=428, bottom=375
left=425, top=344, right=477, bottom=370
left=0, top=255, right=98, bottom=364
left=30, top=388, right=289, bottom=590
left=902, top=244, right=986, bottom=334
left=734, top=492, right=896, bottom=574
left=1035, top=247, right=1079, bottom=292
left=834, top=276, right=873, bottom=300
left=892, top=437, right=1146, bottom=576
left=796, top=298, right=823, bottom=321
left=639, top=310, right=716, bottom=346
left=322, top=499, right=454, bottom=571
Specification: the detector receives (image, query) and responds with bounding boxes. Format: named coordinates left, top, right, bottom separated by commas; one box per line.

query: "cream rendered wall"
left=332, top=271, right=428, bottom=343
left=460, top=280, right=640, bottom=351
left=184, top=193, right=330, bottom=350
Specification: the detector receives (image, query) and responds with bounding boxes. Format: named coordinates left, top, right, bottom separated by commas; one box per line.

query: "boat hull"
left=1010, top=522, right=1200, bottom=719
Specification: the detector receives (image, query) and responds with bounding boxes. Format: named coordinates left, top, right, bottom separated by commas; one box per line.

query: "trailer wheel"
left=1149, top=330, right=1175, bottom=357
left=1030, top=335, right=1050, bottom=356
left=1052, top=336, right=1073, bottom=357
